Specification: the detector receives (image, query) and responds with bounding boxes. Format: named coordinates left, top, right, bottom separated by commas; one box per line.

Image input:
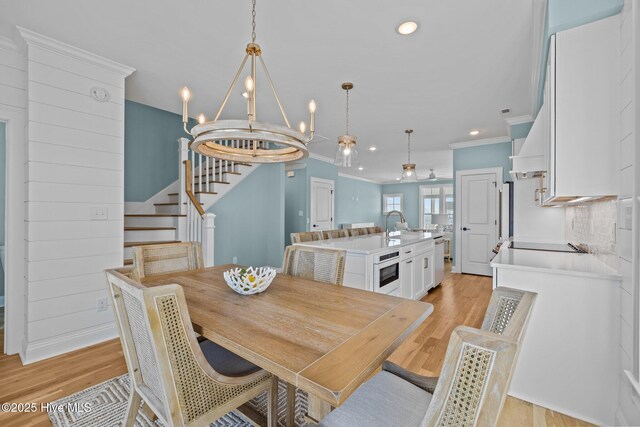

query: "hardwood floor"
left=0, top=264, right=592, bottom=426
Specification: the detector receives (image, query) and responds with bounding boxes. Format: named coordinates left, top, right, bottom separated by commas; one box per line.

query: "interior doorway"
left=455, top=168, right=501, bottom=276
left=0, top=121, right=5, bottom=331
left=310, top=177, right=335, bottom=231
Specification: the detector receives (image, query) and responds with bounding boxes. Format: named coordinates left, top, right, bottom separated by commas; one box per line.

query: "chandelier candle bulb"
left=181, top=86, right=191, bottom=123
left=198, top=114, right=206, bottom=124
left=299, top=121, right=306, bottom=134
left=309, top=99, right=316, bottom=133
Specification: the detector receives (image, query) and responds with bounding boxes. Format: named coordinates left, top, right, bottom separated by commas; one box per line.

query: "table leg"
left=305, top=394, right=333, bottom=424
left=286, top=383, right=296, bottom=427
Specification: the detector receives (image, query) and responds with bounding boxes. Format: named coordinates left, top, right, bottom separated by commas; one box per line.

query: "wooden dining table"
left=142, top=265, right=434, bottom=423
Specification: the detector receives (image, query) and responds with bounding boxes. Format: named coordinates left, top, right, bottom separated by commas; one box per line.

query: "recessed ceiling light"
left=469, top=130, right=480, bottom=136
left=397, top=20, right=419, bottom=35
left=242, top=92, right=248, bottom=98
left=368, top=146, right=377, bottom=151
left=358, top=166, right=364, bottom=171
left=396, top=177, right=401, bottom=181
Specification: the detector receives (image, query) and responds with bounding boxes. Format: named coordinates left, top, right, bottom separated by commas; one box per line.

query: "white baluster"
left=190, top=150, right=195, bottom=194
left=206, top=156, right=210, bottom=193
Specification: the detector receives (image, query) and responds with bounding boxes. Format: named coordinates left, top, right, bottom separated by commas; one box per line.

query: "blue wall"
left=0, top=122, right=4, bottom=302
left=535, top=0, right=623, bottom=112
left=124, top=101, right=196, bottom=202
left=284, top=157, right=384, bottom=245
left=210, top=163, right=285, bottom=268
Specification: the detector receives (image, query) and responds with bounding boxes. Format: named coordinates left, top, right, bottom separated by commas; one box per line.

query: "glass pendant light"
left=401, top=129, right=417, bottom=182
left=335, top=82, right=359, bottom=168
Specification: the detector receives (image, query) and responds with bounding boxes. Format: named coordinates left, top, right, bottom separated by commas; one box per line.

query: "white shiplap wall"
left=17, top=28, right=134, bottom=363
left=617, top=0, right=640, bottom=424
left=0, top=36, right=27, bottom=356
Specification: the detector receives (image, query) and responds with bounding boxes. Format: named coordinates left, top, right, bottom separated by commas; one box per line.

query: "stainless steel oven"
left=373, top=250, right=401, bottom=295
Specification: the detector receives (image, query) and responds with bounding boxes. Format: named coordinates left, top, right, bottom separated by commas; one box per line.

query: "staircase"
left=123, top=138, right=259, bottom=266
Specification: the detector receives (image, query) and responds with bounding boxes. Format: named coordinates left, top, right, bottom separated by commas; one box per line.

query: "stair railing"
left=183, top=159, right=215, bottom=267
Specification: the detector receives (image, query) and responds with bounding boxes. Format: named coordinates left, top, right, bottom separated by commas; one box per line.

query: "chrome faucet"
left=385, top=210, right=406, bottom=237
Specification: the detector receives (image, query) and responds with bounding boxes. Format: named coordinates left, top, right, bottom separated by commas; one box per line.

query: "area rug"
left=48, top=374, right=309, bottom=427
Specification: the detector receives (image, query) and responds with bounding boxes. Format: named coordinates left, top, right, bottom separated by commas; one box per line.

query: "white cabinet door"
left=413, top=250, right=434, bottom=299
left=401, top=258, right=415, bottom=299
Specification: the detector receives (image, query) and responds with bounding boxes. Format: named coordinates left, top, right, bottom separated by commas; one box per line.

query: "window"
left=420, top=184, right=453, bottom=229
left=382, top=194, right=403, bottom=214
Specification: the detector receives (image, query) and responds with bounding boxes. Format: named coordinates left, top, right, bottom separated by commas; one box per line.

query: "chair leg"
left=124, top=390, right=142, bottom=427
left=286, top=383, right=296, bottom=427
left=267, top=377, right=279, bottom=427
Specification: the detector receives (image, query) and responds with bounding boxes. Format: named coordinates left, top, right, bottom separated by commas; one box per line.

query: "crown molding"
left=338, top=172, right=381, bottom=184
left=381, top=177, right=453, bottom=185
left=448, top=136, right=511, bottom=150
left=16, top=26, right=135, bottom=77
left=505, top=114, right=534, bottom=126
left=308, top=151, right=336, bottom=164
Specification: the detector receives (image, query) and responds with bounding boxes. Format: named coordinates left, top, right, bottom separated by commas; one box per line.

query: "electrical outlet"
left=97, top=298, right=108, bottom=312
left=91, top=207, right=108, bottom=221
left=232, top=256, right=238, bottom=264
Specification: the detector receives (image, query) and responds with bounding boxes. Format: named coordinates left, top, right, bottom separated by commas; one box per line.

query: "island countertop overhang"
left=292, top=231, right=442, bottom=255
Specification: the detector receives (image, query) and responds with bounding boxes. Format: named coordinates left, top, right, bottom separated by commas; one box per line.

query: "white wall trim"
left=505, top=115, right=534, bottom=126
left=381, top=177, right=453, bottom=185
left=22, top=323, right=118, bottom=365
left=0, top=105, right=26, bottom=358
left=448, top=136, right=511, bottom=150
left=308, top=152, right=335, bottom=164
left=16, top=26, right=135, bottom=77
left=454, top=167, right=503, bottom=272
left=337, top=172, right=380, bottom=184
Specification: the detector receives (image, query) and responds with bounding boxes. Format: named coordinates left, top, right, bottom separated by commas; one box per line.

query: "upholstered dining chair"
left=290, top=231, right=324, bottom=244
left=381, top=286, right=537, bottom=395
left=347, top=228, right=367, bottom=237
left=323, top=229, right=349, bottom=239
left=316, top=326, right=519, bottom=427
left=131, top=242, right=203, bottom=281
left=105, top=269, right=278, bottom=427
left=282, top=245, right=347, bottom=286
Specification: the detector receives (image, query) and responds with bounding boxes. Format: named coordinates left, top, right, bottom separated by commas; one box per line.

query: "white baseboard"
left=0, top=296, right=4, bottom=307
left=21, top=322, right=118, bottom=365
left=451, top=265, right=461, bottom=273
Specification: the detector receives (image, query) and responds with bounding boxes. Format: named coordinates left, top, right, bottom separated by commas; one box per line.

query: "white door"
left=310, top=177, right=334, bottom=231
left=459, top=172, right=498, bottom=276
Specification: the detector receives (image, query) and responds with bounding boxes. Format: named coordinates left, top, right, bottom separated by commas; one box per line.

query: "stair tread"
left=124, top=214, right=186, bottom=217
left=124, top=240, right=180, bottom=248
left=124, top=227, right=176, bottom=231
left=167, top=193, right=178, bottom=196
left=192, top=180, right=230, bottom=184
left=154, top=202, right=203, bottom=206
left=124, top=259, right=133, bottom=265
left=195, top=191, right=218, bottom=195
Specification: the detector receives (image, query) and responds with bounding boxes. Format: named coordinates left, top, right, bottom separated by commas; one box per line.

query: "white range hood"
left=509, top=102, right=547, bottom=180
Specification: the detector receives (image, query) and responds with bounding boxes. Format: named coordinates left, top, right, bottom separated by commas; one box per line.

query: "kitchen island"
left=490, top=242, right=621, bottom=425
left=294, top=231, right=444, bottom=299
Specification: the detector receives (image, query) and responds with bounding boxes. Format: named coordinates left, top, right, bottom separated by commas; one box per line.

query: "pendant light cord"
left=345, top=88, right=350, bottom=135
left=407, top=131, right=411, bottom=163
left=251, top=0, right=257, bottom=43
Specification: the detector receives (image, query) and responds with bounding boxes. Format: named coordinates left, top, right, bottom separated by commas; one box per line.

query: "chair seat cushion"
left=318, top=371, right=432, bottom=427
left=199, top=339, right=262, bottom=377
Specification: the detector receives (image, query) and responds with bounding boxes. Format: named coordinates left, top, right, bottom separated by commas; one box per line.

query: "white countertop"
left=294, top=231, right=441, bottom=255
left=490, top=242, right=621, bottom=280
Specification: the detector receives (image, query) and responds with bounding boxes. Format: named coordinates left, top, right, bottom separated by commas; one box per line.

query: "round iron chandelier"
left=180, top=0, right=316, bottom=163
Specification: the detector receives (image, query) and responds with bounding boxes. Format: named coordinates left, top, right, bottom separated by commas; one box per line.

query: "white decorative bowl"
left=223, top=266, right=276, bottom=295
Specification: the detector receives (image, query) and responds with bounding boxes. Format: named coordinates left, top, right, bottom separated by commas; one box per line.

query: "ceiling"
left=0, top=0, right=535, bottom=183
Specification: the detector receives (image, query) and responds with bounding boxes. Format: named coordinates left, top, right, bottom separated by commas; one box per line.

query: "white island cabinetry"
left=294, top=232, right=439, bottom=300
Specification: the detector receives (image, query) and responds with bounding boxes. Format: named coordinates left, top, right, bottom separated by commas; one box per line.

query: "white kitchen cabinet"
left=542, top=16, right=619, bottom=204
left=400, top=257, right=415, bottom=299
left=491, top=245, right=621, bottom=425
left=413, top=249, right=434, bottom=299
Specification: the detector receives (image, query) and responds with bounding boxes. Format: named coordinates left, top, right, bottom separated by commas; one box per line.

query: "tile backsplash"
left=565, top=199, right=618, bottom=270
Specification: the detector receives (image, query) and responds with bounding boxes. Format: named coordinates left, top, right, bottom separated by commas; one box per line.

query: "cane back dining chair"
left=105, top=269, right=278, bottom=427
left=282, top=246, right=347, bottom=286
left=382, top=286, right=537, bottom=394
left=322, top=229, right=349, bottom=239
left=317, top=326, right=519, bottom=427
left=366, top=226, right=384, bottom=234
left=131, top=242, right=204, bottom=281
left=290, top=231, right=325, bottom=244
left=347, top=228, right=368, bottom=237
